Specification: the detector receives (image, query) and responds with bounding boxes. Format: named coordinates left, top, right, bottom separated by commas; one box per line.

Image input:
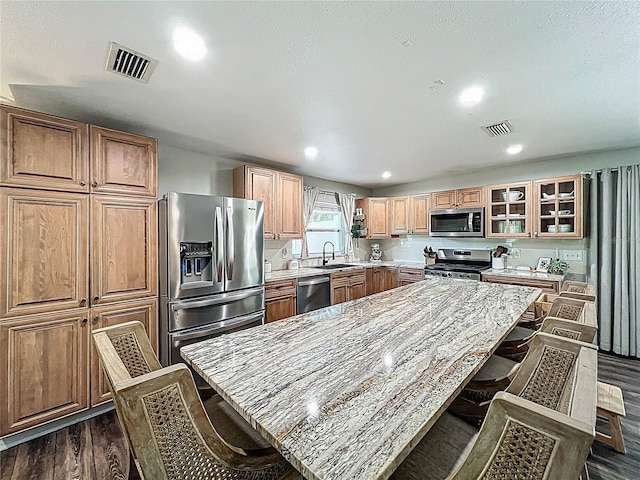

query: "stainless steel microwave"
left=429, top=207, right=485, bottom=237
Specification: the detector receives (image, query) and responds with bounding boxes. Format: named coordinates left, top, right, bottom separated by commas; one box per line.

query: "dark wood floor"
left=1, top=353, right=638, bottom=479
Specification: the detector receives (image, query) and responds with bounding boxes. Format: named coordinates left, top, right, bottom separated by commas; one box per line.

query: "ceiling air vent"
left=481, top=120, right=513, bottom=137
left=105, top=42, right=158, bottom=83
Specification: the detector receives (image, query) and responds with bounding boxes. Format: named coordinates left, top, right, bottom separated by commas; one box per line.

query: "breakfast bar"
left=181, top=278, right=540, bottom=479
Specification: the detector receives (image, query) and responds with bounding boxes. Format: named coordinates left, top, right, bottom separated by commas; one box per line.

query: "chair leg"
left=596, top=411, right=626, bottom=454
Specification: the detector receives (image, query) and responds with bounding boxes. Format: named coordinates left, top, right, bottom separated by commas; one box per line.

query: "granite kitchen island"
left=181, top=278, right=541, bottom=480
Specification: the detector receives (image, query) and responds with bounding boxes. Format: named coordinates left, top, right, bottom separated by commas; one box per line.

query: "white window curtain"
left=336, top=192, right=356, bottom=255
left=588, top=164, right=640, bottom=357
left=301, top=186, right=319, bottom=258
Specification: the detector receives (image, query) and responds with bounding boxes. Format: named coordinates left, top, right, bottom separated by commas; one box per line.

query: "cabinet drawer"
left=266, top=279, right=297, bottom=299
left=398, top=268, right=424, bottom=280
left=331, top=269, right=365, bottom=282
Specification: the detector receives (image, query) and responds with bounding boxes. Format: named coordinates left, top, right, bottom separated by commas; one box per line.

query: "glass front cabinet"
left=533, top=174, right=583, bottom=238
left=486, top=181, right=532, bottom=238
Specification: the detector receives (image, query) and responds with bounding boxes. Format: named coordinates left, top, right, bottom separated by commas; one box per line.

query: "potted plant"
left=546, top=259, right=570, bottom=275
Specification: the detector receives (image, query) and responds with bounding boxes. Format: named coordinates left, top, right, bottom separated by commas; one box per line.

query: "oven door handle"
left=170, top=287, right=264, bottom=311
left=173, top=311, right=264, bottom=342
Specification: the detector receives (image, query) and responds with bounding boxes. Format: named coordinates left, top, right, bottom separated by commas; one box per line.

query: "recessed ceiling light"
left=506, top=144, right=523, bottom=155
left=304, top=146, right=318, bottom=159
left=458, top=85, right=484, bottom=107
left=173, top=27, right=207, bottom=61
left=382, top=171, right=391, bottom=179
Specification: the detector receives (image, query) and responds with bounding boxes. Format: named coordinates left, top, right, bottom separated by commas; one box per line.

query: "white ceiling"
left=1, top=1, right=639, bottom=188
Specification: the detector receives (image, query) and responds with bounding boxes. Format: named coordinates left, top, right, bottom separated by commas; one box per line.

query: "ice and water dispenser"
left=180, top=242, right=213, bottom=285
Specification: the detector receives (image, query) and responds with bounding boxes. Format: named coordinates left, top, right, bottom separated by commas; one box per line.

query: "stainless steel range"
left=424, top=248, right=491, bottom=280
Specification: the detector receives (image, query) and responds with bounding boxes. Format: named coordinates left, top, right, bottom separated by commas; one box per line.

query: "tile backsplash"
left=352, top=236, right=588, bottom=274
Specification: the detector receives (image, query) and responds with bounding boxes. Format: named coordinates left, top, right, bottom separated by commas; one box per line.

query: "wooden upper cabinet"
left=1, top=105, right=89, bottom=193
left=239, top=166, right=277, bottom=239
left=486, top=181, right=532, bottom=238
left=431, top=187, right=484, bottom=209
left=0, top=309, right=89, bottom=436
left=533, top=174, right=584, bottom=238
left=90, top=298, right=157, bottom=406
left=90, top=126, right=157, bottom=197
left=356, top=197, right=390, bottom=238
left=457, top=187, right=484, bottom=208
left=233, top=165, right=303, bottom=240
left=410, top=194, right=430, bottom=234
left=0, top=188, right=89, bottom=319
left=90, top=195, right=157, bottom=305
left=390, top=196, right=410, bottom=235
left=278, top=172, right=303, bottom=238
left=432, top=190, right=456, bottom=209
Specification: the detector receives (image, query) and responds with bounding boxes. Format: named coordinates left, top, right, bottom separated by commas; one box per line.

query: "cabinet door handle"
left=91, top=181, right=99, bottom=188
left=79, top=180, right=87, bottom=186
left=81, top=318, right=88, bottom=324
left=93, top=316, right=99, bottom=324
left=79, top=298, right=87, bottom=306
left=93, top=296, right=100, bottom=302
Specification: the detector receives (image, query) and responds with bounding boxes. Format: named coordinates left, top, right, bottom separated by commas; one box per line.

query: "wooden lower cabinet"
left=0, top=309, right=90, bottom=436
left=383, top=267, right=398, bottom=291
left=331, top=283, right=349, bottom=305
left=90, top=298, right=157, bottom=406
left=331, top=270, right=366, bottom=305
left=349, top=280, right=366, bottom=301
left=365, top=267, right=384, bottom=295
left=265, top=279, right=296, bottom=323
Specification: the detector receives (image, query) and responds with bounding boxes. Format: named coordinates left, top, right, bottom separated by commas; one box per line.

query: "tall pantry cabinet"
left=0, top=105, right=158, bottom=437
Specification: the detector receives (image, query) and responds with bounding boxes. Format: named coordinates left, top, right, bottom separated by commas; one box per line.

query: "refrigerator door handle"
left=215, top=206, right=224, bottom=282
left=226, top=206, right=234, bottom=280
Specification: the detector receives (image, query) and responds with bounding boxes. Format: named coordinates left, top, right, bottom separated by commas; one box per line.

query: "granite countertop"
left=265, top=261, right=425, bottom=282
left=482, top=267, right=565, bottom=282
left=182, top=279, right=540, bottom=480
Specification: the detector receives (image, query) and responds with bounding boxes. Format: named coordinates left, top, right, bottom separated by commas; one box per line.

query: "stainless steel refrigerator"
left=159, top=192, right=264, bottom=370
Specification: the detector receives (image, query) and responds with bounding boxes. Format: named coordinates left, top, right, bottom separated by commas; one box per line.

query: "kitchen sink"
left=312, top=264, right=354, bottom=270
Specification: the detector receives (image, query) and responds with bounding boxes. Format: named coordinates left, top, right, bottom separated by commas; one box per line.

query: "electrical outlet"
left=563, top=250, right=583, bottom=261
left=281, top=247, right=288, bottom=259
left=511, top=248, right=521, bottom=259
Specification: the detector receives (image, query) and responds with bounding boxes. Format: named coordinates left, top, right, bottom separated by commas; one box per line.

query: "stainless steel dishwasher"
left=296, top=275, right=331, bottom=314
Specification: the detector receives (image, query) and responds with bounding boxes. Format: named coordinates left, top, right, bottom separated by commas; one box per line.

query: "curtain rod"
left=581, top=167, right=622, bottom=175
left=305, top=186, right=356, bottom=196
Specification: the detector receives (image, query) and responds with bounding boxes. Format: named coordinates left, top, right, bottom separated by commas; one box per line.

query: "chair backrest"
left=506, top=332, right=598, bottom=424
left=452, top=333, right=597, bottom=479
left=560, top=281, right=596, bottom=302
left=452, top=392, right=595, bottom=480
left=540, top=297, right=598, bottom=343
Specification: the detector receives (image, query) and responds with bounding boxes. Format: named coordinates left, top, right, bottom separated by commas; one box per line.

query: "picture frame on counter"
left=536, top=257, right=552, bottom=273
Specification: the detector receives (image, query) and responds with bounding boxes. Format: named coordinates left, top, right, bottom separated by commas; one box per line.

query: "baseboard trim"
left=0, top=403, right=114, bottom=451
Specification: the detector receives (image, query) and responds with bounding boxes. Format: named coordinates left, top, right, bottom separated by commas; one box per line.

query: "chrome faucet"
left=322, top=241, right=335, bottom=266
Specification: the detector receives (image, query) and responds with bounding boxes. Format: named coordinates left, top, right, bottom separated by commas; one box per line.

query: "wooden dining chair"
left=539, top=296, right=598, bottom=343
left=93, top=321, right=299, bottom=480
left=393, top=334, right=597, bottom=480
